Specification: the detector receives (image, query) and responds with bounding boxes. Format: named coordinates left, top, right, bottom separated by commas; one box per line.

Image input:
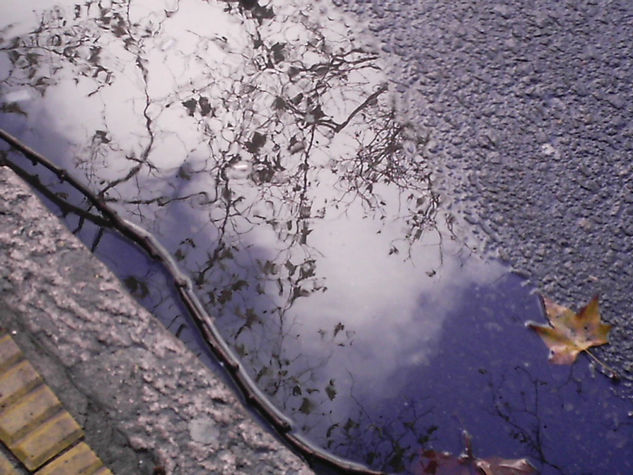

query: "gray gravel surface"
left=333, top=0, right=633, bottom=391
left=0, top=166, right=312, bottom=475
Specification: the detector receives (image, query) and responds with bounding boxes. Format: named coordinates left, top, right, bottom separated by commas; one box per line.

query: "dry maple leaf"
left=526, top=296, right=617, bottom=378
left=421, top=431, right=536, bottom=475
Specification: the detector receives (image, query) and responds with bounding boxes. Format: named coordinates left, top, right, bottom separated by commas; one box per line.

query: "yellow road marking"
left=0, top=360, right=43, bottom=409
left=0, top=335, right=22, bottom=373
left=11, top=410, right=84, bottom=470
left=0, top=332, right=112, bottom=474
left=36, top=442, right=111, bottom=475
left=0, top=385, right=63, bottom=445
left=0, top=449, right=19, bottom=474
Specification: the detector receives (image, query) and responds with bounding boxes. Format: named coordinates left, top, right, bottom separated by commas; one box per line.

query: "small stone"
left=188, top=417, right=220, bottom=445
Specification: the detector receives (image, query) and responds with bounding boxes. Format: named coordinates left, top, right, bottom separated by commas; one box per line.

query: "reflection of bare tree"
left=1, top=1, right=440, bottom=471
left=1, top=2, right=117, bottom=95
left=326, top=389, right=436, bottom=473
left=484, top=366, right=561, bottom=473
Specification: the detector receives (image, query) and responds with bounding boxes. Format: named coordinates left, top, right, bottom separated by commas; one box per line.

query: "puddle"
left=1, top=0, right=632, bottom=473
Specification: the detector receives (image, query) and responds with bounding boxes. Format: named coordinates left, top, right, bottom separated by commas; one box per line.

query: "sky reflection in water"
left=1, top=0, right=631, bottom=473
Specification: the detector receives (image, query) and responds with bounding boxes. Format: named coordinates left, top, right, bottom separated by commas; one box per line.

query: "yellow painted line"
left=11, top=410, right=84, bottom=470
left=0, top=332, right=112, bottom=474
left=0, top=384, right=63, bottom=444
left=36, top=442, right=111, bottom=475
left=0, top=335, right=23, bottom=373
left=0, top=360, right=43, bottom=410
left=0, top=449, right=19, bottom=474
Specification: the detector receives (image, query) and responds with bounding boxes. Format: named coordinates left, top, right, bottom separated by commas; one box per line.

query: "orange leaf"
left=526, top=296, right=612, bottom=365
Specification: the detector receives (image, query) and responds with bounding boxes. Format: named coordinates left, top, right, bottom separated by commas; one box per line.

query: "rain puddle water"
left=1, top=1, right=631, bottom=473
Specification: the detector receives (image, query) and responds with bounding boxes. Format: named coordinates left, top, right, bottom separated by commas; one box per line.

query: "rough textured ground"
left=0, top=166, right=312, bottom=474
left=333, top=0, right=633, bottom=392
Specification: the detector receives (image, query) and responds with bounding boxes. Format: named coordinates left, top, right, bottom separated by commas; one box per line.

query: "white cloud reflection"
left=284, top=192, right=507, bottom=413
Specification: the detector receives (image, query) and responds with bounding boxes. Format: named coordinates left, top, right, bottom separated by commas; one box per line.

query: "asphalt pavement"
left=0, top=166, right=311, bottom=474
left=335, top=0, right=633, bottom=392
left=2, top=1, right=633, bottom=472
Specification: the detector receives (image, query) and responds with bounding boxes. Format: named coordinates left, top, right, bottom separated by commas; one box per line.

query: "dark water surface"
left=1, top=1, right=631, bottom=473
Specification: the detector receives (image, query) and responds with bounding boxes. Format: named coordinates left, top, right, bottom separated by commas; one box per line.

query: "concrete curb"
left=0, top=165, right=313, bottom=474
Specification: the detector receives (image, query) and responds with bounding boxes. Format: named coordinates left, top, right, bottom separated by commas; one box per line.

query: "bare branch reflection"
left=1, top=0, right=446, bottom=471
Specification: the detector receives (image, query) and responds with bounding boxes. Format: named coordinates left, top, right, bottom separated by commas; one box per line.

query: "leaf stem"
left=583, top=349, right=619, bottom=381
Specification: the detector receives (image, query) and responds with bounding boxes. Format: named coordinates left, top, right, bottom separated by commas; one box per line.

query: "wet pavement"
left=334, top=0, right=633, bottom=387
left=0, top=167, right=310, bottom=474
left=2, top=0, right=633, bottom=473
